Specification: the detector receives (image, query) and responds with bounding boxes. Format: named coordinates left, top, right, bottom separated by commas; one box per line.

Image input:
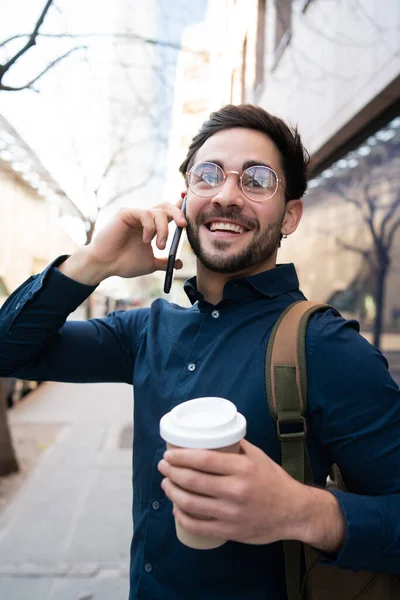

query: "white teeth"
left=209, top=222, right=246, bottom=234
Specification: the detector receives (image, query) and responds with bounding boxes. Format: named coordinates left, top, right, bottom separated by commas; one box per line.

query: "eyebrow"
left=203, top=159, right=275, bottom=171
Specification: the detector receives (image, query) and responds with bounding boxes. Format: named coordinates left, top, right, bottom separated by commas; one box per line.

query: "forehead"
left=194, top=127, right=282, bottom=170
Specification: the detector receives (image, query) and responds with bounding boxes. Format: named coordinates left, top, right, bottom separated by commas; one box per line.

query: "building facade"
left=0, top=116, right=78, bottom=305
left=168, top=0, right=400, bottom=329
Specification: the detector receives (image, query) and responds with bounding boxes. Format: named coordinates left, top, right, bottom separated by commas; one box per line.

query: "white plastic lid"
left=160, top=397, right=246, bottom=449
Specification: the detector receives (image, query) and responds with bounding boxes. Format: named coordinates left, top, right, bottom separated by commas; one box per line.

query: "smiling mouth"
left=205, top=221, right=250, bottom=235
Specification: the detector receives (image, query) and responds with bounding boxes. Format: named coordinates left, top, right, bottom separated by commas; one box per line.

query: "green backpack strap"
left=265, top=300, right=338, bottom=600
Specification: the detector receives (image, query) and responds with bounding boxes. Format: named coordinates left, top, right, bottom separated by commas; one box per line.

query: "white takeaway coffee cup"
left=160, top=397, right=246, bottom=550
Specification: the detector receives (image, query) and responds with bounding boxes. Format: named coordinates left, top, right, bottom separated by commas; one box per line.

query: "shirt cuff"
left=38, top=255, right=99, bottom=309
left=318, top=490, right=382, bottom=570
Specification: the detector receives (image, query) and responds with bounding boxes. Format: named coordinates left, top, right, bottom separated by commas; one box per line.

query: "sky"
left=0, top=0, right=207, bottom=242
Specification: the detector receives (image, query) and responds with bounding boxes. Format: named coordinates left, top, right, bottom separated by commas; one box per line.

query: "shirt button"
left=15, top=303, right=20, bottom=310
left=187, top=363, right=196, bottom=372
left=211, top=310, right=220, bottom=319
left=152, top=500, right=160, bottom=510
left=144, top=562, right=152, bottom=573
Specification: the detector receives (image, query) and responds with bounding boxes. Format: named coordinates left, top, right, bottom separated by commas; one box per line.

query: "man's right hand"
left=58, top=200, right=187, bottom=286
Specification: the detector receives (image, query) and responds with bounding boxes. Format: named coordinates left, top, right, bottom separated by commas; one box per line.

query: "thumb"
left=152, top=257, right=183, bottom=272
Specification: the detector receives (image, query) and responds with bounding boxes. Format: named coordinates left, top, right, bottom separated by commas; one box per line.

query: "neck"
left=195, top=254, right=278, bottom=305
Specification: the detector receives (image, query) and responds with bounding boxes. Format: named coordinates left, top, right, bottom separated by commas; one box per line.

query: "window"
left=230, top=68, right=241, bottom=104
left=0, top=277, right=8, bottom=307
left=307, top=113, right=400, bottom=329
left=273, top=0, right=292, bottom=69
left=241, top=36, right=247, bottom=103
left=254, top=0, right=266, bottom=92
left=0, top=277, right=8, bottom=297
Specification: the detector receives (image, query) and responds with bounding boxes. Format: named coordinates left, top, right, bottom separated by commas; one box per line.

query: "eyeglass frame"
left=186, top=161, right=285, bottom=203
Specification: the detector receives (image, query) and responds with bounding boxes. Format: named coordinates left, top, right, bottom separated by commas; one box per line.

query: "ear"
left=281, top=200, right=303, bottom=236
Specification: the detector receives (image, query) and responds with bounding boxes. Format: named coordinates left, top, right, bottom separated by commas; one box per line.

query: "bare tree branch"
left=381, top=193, right=400, bottom=242
left=332, top=181, right=363, bottom=210
left=0, top=0, right=53, bottom=76
left=387, top=216, right=400, bottom=251
left=0, top=34, right=29, bottom=49
left=335, top=236, right=376, bottom=273
left=101, top=171, right=156, bottom=210
left=0, top=32, right=208, bottom=57
left=360, top=179, right=382, bottom=251
left=0, top=45, right=87, bottom=91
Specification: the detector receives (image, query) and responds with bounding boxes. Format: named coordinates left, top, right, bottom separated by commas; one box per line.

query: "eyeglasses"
left=187, top=162, right=283, bottom=203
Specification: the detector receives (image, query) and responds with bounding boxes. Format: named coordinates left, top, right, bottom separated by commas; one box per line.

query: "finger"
left=161, top=478, right=220, bottom=519
left=162, top=478, right=236, bottom=522
left=177, top=193, right=187, bottom=208
left=163, top=448, right=245, bottom=476
left=152, top=257, right=183, bottom=272
left=152, top=209, right=170, bottom=250
left=172, top=504, right=232, bottom=541
left=139, top=210, right=157, bottom=244
left=174, top=259, right=183, bottom=270
left=158, top=460, right=231, bottom=498
left=156, top=201, right=187, bottom=227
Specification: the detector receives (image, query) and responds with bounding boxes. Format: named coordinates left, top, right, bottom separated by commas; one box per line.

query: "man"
left=0, top=105, right=399, bottom=599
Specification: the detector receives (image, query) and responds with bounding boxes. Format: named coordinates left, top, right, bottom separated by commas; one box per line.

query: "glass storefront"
left=303, top=113, right=400, bottom=329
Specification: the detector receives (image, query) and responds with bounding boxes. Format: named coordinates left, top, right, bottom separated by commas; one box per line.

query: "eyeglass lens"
left=188, top=162, right=278, bottom=201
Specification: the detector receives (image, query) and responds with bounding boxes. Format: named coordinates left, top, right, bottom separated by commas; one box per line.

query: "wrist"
left=288, top=484, right=346, bottom=553
left=58, top=247, right=109, bottom=286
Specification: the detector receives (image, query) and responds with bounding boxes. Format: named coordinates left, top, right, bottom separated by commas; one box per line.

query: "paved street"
left=0, top=382, right=134, bottom=600
left=0, top=355, right=399, bottom=600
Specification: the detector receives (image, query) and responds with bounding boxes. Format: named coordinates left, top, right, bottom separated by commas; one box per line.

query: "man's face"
left=185, top=127, right=288, bottom=275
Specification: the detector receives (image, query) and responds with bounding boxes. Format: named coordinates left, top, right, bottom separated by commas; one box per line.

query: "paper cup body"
left=160, top=397, right=246, bottom=550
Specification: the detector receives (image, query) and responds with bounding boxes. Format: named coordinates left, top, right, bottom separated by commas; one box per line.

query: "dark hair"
left=179, top=104, right=310, bottom=201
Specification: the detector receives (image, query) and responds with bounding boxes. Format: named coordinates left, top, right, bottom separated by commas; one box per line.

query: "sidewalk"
left=0, top=381, right=134, bottom=600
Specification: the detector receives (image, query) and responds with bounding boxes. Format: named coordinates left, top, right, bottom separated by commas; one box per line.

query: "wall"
left=206, top=0, right=400, bottom=164
left=0, top=163, right=77, bottom=298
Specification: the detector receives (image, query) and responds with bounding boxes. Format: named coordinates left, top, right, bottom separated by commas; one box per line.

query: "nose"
left=210, top=171, right=245, bottom=209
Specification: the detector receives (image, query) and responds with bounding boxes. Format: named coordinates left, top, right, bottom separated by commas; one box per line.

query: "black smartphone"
left=163, top=196, right=187, bottom=294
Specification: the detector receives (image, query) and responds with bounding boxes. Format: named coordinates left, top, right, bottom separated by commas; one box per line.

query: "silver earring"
left=282, top=230, right=288, bottom=239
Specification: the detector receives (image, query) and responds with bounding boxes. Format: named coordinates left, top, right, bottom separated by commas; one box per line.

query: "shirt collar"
left=184, top=264, right=299, bottom=306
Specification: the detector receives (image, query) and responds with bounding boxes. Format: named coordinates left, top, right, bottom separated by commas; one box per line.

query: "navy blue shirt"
left=0, top=257, right=399, bottom=599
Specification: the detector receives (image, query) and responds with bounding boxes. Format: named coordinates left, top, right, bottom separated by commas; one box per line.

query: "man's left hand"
left=158, top=438, right=309, bottom=545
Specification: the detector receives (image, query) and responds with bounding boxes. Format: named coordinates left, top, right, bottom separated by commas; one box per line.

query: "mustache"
left=195, top=209, right=259, bottom=231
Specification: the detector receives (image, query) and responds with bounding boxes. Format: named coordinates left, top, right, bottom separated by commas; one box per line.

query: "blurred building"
left=0, top=115, right=80, bottom=306
left=168, top=0, right=400, bottom=329
left=93, top=0, right=208, bottom=307
left=162, top=21, right=210, bottom=305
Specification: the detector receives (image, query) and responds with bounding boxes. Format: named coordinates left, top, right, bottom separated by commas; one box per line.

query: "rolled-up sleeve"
left=307, top=310, right=400, bottom=573
left=0, top=256, right=136, bottom=384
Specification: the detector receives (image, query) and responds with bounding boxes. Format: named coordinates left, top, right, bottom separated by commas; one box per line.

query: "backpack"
left=265, top=300, right=400, bottom=600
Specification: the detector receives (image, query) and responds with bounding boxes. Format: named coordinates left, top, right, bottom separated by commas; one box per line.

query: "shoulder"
left=306, top=308, right=389, bottom=382
left=305, top=308, right=398, bottom=412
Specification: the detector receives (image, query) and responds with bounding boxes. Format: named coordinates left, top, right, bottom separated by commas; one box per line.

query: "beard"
left=186, top=207, right=284, bottom=274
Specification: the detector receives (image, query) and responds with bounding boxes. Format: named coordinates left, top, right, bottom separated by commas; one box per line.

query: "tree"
left=0, top=379, right=19, bottom=476
left=0, top=0, right=209, bottom=470
left=70, top=129, right=159, bottom=319
left=0, top=0, right=206, bottom=92
left=0, top=1, right=86, bottom=92
left=330, top=125, right=400, bottom=349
